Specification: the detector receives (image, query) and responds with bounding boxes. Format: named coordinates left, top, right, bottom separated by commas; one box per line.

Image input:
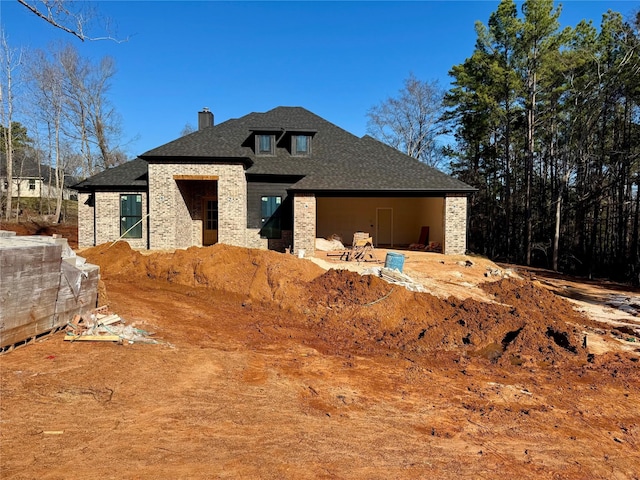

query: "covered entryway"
left=174, top=176, right=219, bottom=247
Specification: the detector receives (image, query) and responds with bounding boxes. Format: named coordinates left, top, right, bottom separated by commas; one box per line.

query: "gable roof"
left=84, top=107, right=475, bottom=194
left=72, top=158, right=148, bottom=191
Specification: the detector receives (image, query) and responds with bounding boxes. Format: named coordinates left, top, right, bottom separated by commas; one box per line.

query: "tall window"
left=206, top=200, right=218, bottom=230
left=28, top=179, right=36, bottom=190
left=261, top=196, right=281, bottom=238
left=293, top=135, right=310, bottom=155
left=120, top=194, right=143, bottom=238
left=257, top=134, right=274, bottom=155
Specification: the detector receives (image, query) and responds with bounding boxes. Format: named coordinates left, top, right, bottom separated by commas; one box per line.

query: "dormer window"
left=293, top=135, right=310, bottom=156
left=257, top=134, right=274, bottom=155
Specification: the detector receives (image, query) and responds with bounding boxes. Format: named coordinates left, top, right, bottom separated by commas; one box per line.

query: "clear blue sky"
left=1, top=1, right=638, bottom=158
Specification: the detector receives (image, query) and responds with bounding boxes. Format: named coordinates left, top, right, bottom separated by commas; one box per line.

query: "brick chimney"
left=198, top=107, right=214, bottom=130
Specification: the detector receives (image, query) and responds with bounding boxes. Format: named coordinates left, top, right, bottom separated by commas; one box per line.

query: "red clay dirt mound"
left=299, top=270, right=589, bottom=366
left=82, top=241, right=324, bottom=306
left=83, top=242, right=589, bottom=367
left=81, top=241, right=146, bottom=279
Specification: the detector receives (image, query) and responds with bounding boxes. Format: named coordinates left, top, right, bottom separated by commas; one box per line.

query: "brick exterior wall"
left=443, top=194, right=468, bottom=255
left=147, top=163, right=247, bottom=250
left=78, top=191, right=148, bottom=249
left=293, top=193, right=316, bottom=257
left=245, top=228, right=268, bottom=249
left=245, top=229, right=293, bottom=252
left=77, top=192, right=94, bottom=248
left=80, top=164, right=469, bottom=257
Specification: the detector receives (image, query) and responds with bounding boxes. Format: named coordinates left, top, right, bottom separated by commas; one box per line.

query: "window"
left=28, top=179, right=36, bottom=190
left=205, top=200, right=218, bottom=230
left=293, top=135, right=310, bottom=155
left=260, top=195, right=281, bottom=238
left=120, top=194, right=143, bottom=238
left=257, top=134, right=274, bottom=155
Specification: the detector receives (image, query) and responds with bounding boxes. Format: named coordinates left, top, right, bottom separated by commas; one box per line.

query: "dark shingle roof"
left=101, top=107, right=475, bottom=194
left=0, top=153, right=79, bottom=188
left=72, top=158, right=148, bottom=191
left=289, top=135, right=474, bottom=192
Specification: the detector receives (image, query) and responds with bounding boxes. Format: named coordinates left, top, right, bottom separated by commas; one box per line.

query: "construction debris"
left=362, top=266, right=426, bottom=293
left=315, top=237, right=345, bottom=252
left=64, top=307, right=158, bottom=344
left=484, top=267, right=518, bottom=278
left=606, top=294, right=640, bottom=316
left=409, top=241, right=442, bottom=253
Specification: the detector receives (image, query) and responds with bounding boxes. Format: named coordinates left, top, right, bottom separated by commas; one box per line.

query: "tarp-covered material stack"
left=0, top=231, right=99, bottom=350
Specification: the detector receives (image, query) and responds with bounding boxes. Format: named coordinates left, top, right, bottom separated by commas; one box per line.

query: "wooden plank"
left=64, top=335, right=121, bottom=342
left=98, top=315, right=122, bottom=326
left=173, top=174, right=219, bottom=181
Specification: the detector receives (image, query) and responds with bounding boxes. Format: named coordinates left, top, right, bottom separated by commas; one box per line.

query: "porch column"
left=443, top=194, right=468, bottom=255
left=293, top=193, right=316, bottom=257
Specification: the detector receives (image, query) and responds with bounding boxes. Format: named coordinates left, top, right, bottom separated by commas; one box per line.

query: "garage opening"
left=316, top=197, right=444, bottom=247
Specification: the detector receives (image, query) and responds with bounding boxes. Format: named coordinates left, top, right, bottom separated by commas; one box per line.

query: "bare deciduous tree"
left=0, top=31, right=23, bottom=220
left=17, top=0, right=126, bottom=42
left=367, top=73, right=448, bottom=168
left=57, top=46, right=122, bottom=174
left=27, top=44, right=124, bottom=180
left=27, top=48, right=66, bottom=222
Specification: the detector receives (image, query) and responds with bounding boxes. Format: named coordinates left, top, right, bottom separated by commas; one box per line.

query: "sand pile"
left=84, top=242, right=589, bottom=366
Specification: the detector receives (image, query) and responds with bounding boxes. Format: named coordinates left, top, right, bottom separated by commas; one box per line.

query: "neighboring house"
left=0, top=154, right=78, bottom=201
left=73, top=107, right=475, bottom=255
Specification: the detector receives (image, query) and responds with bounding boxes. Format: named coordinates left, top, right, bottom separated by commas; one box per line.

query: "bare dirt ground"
left=0, top=221, right=78, bottom=249
left=1, top=227, right=640, bottom=479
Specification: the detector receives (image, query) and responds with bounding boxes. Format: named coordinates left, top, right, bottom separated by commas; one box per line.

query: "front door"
left=203, top=198, right=218, bottom=246
left=376, top=207, right=393, bottom=246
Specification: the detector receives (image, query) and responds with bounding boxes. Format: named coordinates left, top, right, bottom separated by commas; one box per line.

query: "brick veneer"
left=443, top=194, right=468, bottom=255
left=293, top=193, right=316, bottom=257
left=77, top=192, right=94, bottom=248
left=148, top=163, right=247, bottom=250
left=80, top=169, right=470, bottom=257
left=77, top=191, right=148, bottom=249
left=245, top=229, right=293, bottom=252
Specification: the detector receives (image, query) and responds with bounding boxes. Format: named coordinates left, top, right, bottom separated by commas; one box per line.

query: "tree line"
left=368, top=0, right=640, bottom=282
